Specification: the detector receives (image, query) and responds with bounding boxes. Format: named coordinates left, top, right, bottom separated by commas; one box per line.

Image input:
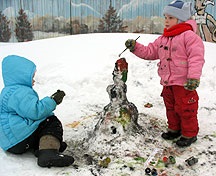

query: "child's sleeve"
left=185, top=32, right=205, bottom=79
left=8, top=87, right=57, bottom=121
left=132, top=37, right=161, bottom=60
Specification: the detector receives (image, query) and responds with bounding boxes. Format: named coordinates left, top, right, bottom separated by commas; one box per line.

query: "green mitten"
left=125, top=39, right=136, bottom=52
left=184, top=79, right=200, bottom=91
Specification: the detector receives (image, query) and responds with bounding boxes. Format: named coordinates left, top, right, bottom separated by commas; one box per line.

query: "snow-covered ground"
left=0, top=33, right=215, bottom=176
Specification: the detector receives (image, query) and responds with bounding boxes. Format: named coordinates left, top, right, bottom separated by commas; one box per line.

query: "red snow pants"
left=161, top=86, right=199, bottom=137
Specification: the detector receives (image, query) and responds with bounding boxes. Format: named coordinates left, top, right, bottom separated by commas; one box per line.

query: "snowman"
left=95, top=58, right=141, bottom=137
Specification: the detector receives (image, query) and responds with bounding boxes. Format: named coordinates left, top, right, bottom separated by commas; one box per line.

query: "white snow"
left=0, top=33, right=216, bottom=176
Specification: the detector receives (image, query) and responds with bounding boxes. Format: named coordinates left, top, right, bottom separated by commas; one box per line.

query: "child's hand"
left=184, top=79, right=200, bottom=91
left=125, top=39, right=136, bottom=52
left=51, top=90, right=65, bottom=105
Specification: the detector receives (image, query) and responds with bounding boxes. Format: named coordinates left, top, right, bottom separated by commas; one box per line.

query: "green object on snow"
left=134, top=157, right=146, bottom=162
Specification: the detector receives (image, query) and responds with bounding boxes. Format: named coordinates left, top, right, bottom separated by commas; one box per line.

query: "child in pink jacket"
left=125, top=0, right=205, bottom=147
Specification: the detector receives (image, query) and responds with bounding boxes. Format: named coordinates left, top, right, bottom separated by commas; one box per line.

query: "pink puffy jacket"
left=132, top=20, right=205, bottom=86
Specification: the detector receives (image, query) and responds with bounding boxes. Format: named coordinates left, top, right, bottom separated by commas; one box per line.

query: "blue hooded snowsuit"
left=0, top=55, right=57, bottom=151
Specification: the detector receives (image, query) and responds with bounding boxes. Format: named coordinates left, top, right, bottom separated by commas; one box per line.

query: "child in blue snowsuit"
left=0, top=55, right=74, bottom=167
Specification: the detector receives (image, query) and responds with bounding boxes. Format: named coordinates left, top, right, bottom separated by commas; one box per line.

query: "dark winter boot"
left=37, top=135, right=74, bottom=167
left=176, top=136, right=197, bottom=147
left=59, top=141, right=67, bottom=153
left=35, top=141, right=68, bottom=157
left=37, top=149, right=74, bottom=167
left=161, top=130, right=181, bottom=140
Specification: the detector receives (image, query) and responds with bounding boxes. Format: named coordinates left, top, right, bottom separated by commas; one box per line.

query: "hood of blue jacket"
left=2, top=55, right=36, bottom=87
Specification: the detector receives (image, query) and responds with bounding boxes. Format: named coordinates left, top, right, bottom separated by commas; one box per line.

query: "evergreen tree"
left=15, top=9, right=34, bottom=42
left=98, top=1, right=126, bottom=33
left=0, top=11, right=11, bottom=42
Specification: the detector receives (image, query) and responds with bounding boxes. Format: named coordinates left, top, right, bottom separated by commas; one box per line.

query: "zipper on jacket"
left=166, top=37, right=173, bottom=84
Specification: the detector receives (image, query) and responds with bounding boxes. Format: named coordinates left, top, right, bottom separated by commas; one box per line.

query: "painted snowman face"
left=112, top=58, right=128, bottom=83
